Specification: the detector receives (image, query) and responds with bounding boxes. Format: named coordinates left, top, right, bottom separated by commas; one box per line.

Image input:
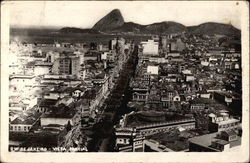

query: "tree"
left=66, top=120, right=72, bottom=132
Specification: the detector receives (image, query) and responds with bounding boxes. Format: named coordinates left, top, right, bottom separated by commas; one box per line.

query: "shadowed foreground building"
left=114, top=112, right=196, bottom=152
left=188, top=129, right=241, bottom=152
left=114, top=128, right=145, bottom=152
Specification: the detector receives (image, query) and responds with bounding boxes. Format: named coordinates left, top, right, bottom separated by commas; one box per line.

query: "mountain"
left=59, top=9, right=241, bottom=36
left=111, top=21, right=186, bottom=34
left=92, top=9, right=124, bottom=31
left=188, top=22, right=240, bottom=36
left=59, top=27, right=100, bottom=34
left=144, top=21, right=187, bottom=34
left=111, top=22, right=145, bottom=33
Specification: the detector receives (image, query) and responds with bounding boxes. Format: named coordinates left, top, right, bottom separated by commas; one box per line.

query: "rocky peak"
left=92, top=9, right=124, bottom=31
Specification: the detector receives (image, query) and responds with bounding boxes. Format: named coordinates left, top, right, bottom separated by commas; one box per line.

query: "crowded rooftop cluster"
left=9, top=36, right=135, bottom=151
left=114, top=32, right=242, bottom=152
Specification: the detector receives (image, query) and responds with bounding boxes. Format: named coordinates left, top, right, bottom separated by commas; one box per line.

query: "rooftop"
left=215, top=117, right=240, bottom=125
left=147, top=129, right=196, bottom=151
left=41, top=104, right=77, bottom=119
left=190, top=97, right=218, bottom=105
left=189, top=131, right=241, bottom=151
left=125, top=111, right=191, bottom=128
left=38, top=99, right=57, bottom=107
left=10, top=111, right=41, bottom=125
left=189, top=132, right=219, bottom=149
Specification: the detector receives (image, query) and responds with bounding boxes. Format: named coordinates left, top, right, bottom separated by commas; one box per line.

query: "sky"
left=7, top=1, right=243, bottom=29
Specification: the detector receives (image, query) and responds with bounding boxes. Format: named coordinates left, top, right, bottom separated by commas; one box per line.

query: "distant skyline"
left=8, top=1, right=242, bottom=29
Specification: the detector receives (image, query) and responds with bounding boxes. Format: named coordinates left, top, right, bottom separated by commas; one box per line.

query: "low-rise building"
left=40, top=105, right=79, bottom=126
left=208, top=113, right=240, bottom=133
left=114, top=127, right=145, bottom=152
left=189, top=129, right=241, bottom=152
left=10, top=112, right=41, bottom=132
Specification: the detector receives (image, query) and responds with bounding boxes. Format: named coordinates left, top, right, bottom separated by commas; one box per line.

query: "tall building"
left=52, top=53, right=80, bottom=76
left=59, top=58, right=71, bottom=74
left=71, top=57, right=80, bottom=76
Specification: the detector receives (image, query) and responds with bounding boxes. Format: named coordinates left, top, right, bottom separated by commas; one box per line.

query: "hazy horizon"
left=8, top=1, right=242, bottom=29
left=10, top=21, right=241, bottom=30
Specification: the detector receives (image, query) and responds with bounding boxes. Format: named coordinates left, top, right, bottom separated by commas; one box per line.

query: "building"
left=190, top=98, right=220, bottom=112
left=208, top=113, right=240, bottom=133
left=117, top=112, right=196, bottom=137
left=71, top=57, right=81, bottom=76
left=52, top=53, right=80, bottom=77
left=147, top=65, right=159, bottom=75
left=40, top=105, right=79, bottom=126
left=114, top=127, right=145, bottom=152
left=144, top=139, right=171, bottom=152
left=92, top=72, right=110, bottom=97
left=141, top=40, right=159, bottom=55
left=161, top=90, right=181, bottom=109
left=9, top=74, right=36, bottom=91
left=10, top=118, right=36, bottom=132
left=170, top=42, right=178, bottom=52
left=9, top=112, right=41, bottom=132
left=135, top=118, right=195, bottom=136
left=131, top=80, right=149, bottom=102
left=37, top=98, right=58, bottom=113
left=109, top=38, right=117, bottom=50
left=34, top=62, right=52, bottom=76
left=176, top=38, right=186, bottom=51
left=189, top=129, right=241, bottom=152
left=160, top=36, right=168, bottom=52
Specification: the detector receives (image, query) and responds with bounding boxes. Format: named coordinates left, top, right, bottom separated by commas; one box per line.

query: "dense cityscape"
left=8, top=9, right=242, bottom=152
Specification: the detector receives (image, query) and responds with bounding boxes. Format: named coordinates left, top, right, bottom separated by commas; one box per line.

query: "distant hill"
left=59, top=9, right=241, bottom=36
left=188, top=22, right=240, bottom=36
left=59, top=27, right=100, bottom=34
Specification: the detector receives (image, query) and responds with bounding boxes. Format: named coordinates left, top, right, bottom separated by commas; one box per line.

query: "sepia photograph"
left=1, top=1, right=249, bottom=162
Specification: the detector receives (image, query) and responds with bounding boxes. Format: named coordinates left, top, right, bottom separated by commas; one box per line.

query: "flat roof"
left=189, top=132, right=241, bottom=150
left=189, top=132, right=218, bottom=147
left=216, top=118, right=240, bottom=125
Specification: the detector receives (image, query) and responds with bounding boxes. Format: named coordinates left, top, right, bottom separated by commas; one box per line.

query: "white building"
left=34, top=62, right=52, bottom=76
left=141, top=40, right=159, bottom=55
left=186, top=75, right=195, bottom=82
left=10, top=115, right=39, bottom=132
left=201, top=61, right=209, bottom=66
left=9, top=74, right=36, bottom=91
left=101, top=52, right=108, bottom=60
left=208, top=113, right=240, bottom=132
left=147, top=65, right=159, bottom=75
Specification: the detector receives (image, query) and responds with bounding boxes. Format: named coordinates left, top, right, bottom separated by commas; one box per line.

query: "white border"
left=1, top=1, right=249, bottom=162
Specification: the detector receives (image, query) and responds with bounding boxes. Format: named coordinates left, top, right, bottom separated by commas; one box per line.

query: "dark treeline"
left=87, top=46, right=139, bottom=152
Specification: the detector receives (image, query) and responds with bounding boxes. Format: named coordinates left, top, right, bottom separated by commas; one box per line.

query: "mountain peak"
left=92, top=9, right=124, bottom=31
left=111, top=9, right=121, bottom=14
